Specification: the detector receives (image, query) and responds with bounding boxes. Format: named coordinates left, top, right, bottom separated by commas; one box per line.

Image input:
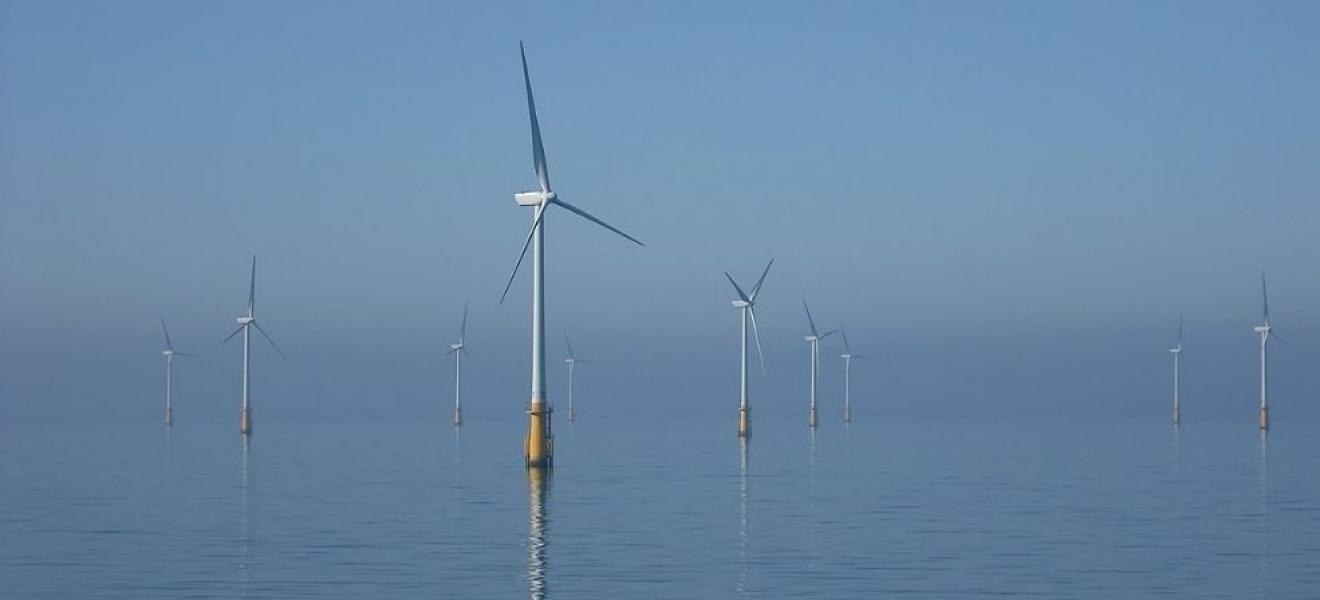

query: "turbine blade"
left=749, top=259, right=774, bottom=301
left=248, top=255, right=257, bottom=316
left=1261, top=271, right=1269, bottom=323
left=499, top=201, right=549, bottom=304
left=840, top=323, right=852, bottom=355
left=459, top=302, right=468, bottom=344
left=448, top=347, right=459, bottom=356
left=724, top=272, right=751, bottom=303
left=748, top=306, right=767, bottom=378
left=221, top=325, right=244, bottom=345
left=252, top=321, right=287, bottom=360
left=564, top=329, right=577, bottom=361
left=520, top=42, right=551, bottom=193
left=820, top=329, right=838, bottom=339
left=174, top=351, right=201, bottom=358
left=803, top=300, right=819, bottom=337
left=160, top=315, right=175, bottom=351
left=1177, top=312, right=1183, bottom=347
left=552, top=198, right=643, bottom=246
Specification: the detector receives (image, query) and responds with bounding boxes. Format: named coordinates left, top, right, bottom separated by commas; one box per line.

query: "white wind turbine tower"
left=1169, top=312, right=1183, bottom=425
left=222, top=256, right=286, bottom=435
left=159, top=316, right=198, bottom=426
left=501, top=42, right=644, bottom=468
left=1254, top=272, right=1281, bottom=431
left=449, top=303, right=468, bottom=427
left=724, top=259, right=772, bottom=438
left=802, top=301, right=837, bottom=429
left=563, top=330, right=586, bottom=423
left=838, top=323, right=865, bottom=424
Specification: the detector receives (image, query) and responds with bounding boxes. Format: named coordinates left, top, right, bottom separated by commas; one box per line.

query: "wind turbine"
left=1169, top=312, right=1183, bottom=425
left=222, top=256, right=286, bottom=435
left=802, top=301, right=837, bottom=428
left=563, top=330, right=587, bottom=423
left=725, top=259, right=772, bottom=438
left=501, top=43, right=643, bottom=468
left=838, top=323, right=865, bottom=424
left=159, top=316, right=198, bottom=426
left=449, top=303, right=468, bottom=427
left=1254, top=272, right=1279, bottom=430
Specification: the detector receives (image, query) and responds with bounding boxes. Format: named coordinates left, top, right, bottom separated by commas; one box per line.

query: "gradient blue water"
left=3, top=412, right=1317, bottom=598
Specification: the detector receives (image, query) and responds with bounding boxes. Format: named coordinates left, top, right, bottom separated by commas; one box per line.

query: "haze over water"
left=3, top=2, right=1320, bottom=597
left=4, top=411, right=1318, bottom=598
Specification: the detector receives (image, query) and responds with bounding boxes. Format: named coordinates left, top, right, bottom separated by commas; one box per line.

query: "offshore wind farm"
left=3, top=2, right=1320, bottom=598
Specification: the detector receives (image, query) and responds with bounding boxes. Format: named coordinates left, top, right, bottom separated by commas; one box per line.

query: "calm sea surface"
left=3, top=411, right=1318, bottom=598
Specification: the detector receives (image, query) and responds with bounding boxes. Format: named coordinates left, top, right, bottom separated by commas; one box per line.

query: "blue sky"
left=2, top=1, right=1317, bottom=420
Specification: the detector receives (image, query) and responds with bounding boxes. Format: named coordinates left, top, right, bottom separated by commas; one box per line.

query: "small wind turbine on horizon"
left=159, top=316, right=198, bottom=426
left=563, top=330, right=586, bottom=423
left=501, top=42, right=644, bottom=468
left=1254, top=272, right=1282, bottom=430
left=838, top=323, right=865, bottom=424
left=725, top=259, right=772, bottom=438
left=1169, top=312, right=1183, bottom=425
left=222, top=256, right=286, bottom=435
left=449, top=303, right=468, bottom=427
left=802, top=301, right=838, bottom=429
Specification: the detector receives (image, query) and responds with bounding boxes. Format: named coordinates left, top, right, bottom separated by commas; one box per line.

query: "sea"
left=3, top=411, right=1317, bottom=598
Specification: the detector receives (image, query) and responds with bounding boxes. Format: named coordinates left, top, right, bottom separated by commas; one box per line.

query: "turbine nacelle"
left=1254, top=325, right=1270, bottom=334
left=805, top=335, right=818, bottom=342
left=732, top=300, right=751, bottom=309
left=450, top=343, right=464, bottom=351
left=1169, top=346, right=1182, bottom=354
left=515, top=190, right=555, bottom=206
left=162, top=349, right=174, bottom=357
left=236, top=316, right=254, bottom=325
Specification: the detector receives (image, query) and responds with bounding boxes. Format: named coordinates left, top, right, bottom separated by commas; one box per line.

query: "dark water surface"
left=3, top=412, right=1318, bottom=598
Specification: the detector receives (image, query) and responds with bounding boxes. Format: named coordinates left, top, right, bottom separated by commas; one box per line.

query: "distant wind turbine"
left=838, top=323, right=865, bottom=424
left=1169, top=312, right=1183, bottom=425
left=1254, top=272, right=1281, bottom=430
left=449, top=303, right=468, bottom=427
left=563, top=330, right=586, bottom=423
left=501, top=43, right=643, bottom=468
left=802, top=301, right=837, bottom=429
left=222, top=256, right=286, bottom=435
left=159, top=316, right=198, bottom=426
left=725, top=259, right=772, bottom=438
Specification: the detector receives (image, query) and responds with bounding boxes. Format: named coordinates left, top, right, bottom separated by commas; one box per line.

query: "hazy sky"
left=2, top=1, right=1317, bottom=421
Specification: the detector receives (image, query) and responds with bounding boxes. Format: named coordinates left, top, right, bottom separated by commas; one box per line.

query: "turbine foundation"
left=164, top=407, right=173, bottom=426
left=240, top=407, right=252, bottom=435
left=1171, top=407, right=1180, bottom=425
left=843, top=405, right=852, bottom=424
left=808, top=407, right=818, bottom=428
left=568, top=407, right=576, bottom=423
left=525, top=402, right=553, bottom=468
left=1259, top=406, right=1269, bottom=430
left=737, top=407, right=750, bottom=437
left=452, top=407, right=463, bottom=427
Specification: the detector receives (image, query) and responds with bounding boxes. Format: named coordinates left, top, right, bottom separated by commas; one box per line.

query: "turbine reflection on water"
left=1257, top=431, right=1269, bottom=599
left=737, top=437, right=750, bottom=597
left=527, top=468, right=550, bottom=600
left=239, top=436, right=252, bottom=599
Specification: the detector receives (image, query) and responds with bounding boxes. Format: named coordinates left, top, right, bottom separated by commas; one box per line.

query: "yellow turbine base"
left=525, top=402, right=553, bottom=468
left=843, top=405, right=852, bottom=424
left=737, top=407, right=750, bottom=437
left=240, top=408, right=252, bottom=435
left=453, top=407, right=463, bottom=427
left=1172, top=407, right=1180, bottom=425
left=164, top=407, right=173, bottom=426
left=808, top=407, right=818, bottom=428
left=1259, top=406, right=1269, bottom=430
